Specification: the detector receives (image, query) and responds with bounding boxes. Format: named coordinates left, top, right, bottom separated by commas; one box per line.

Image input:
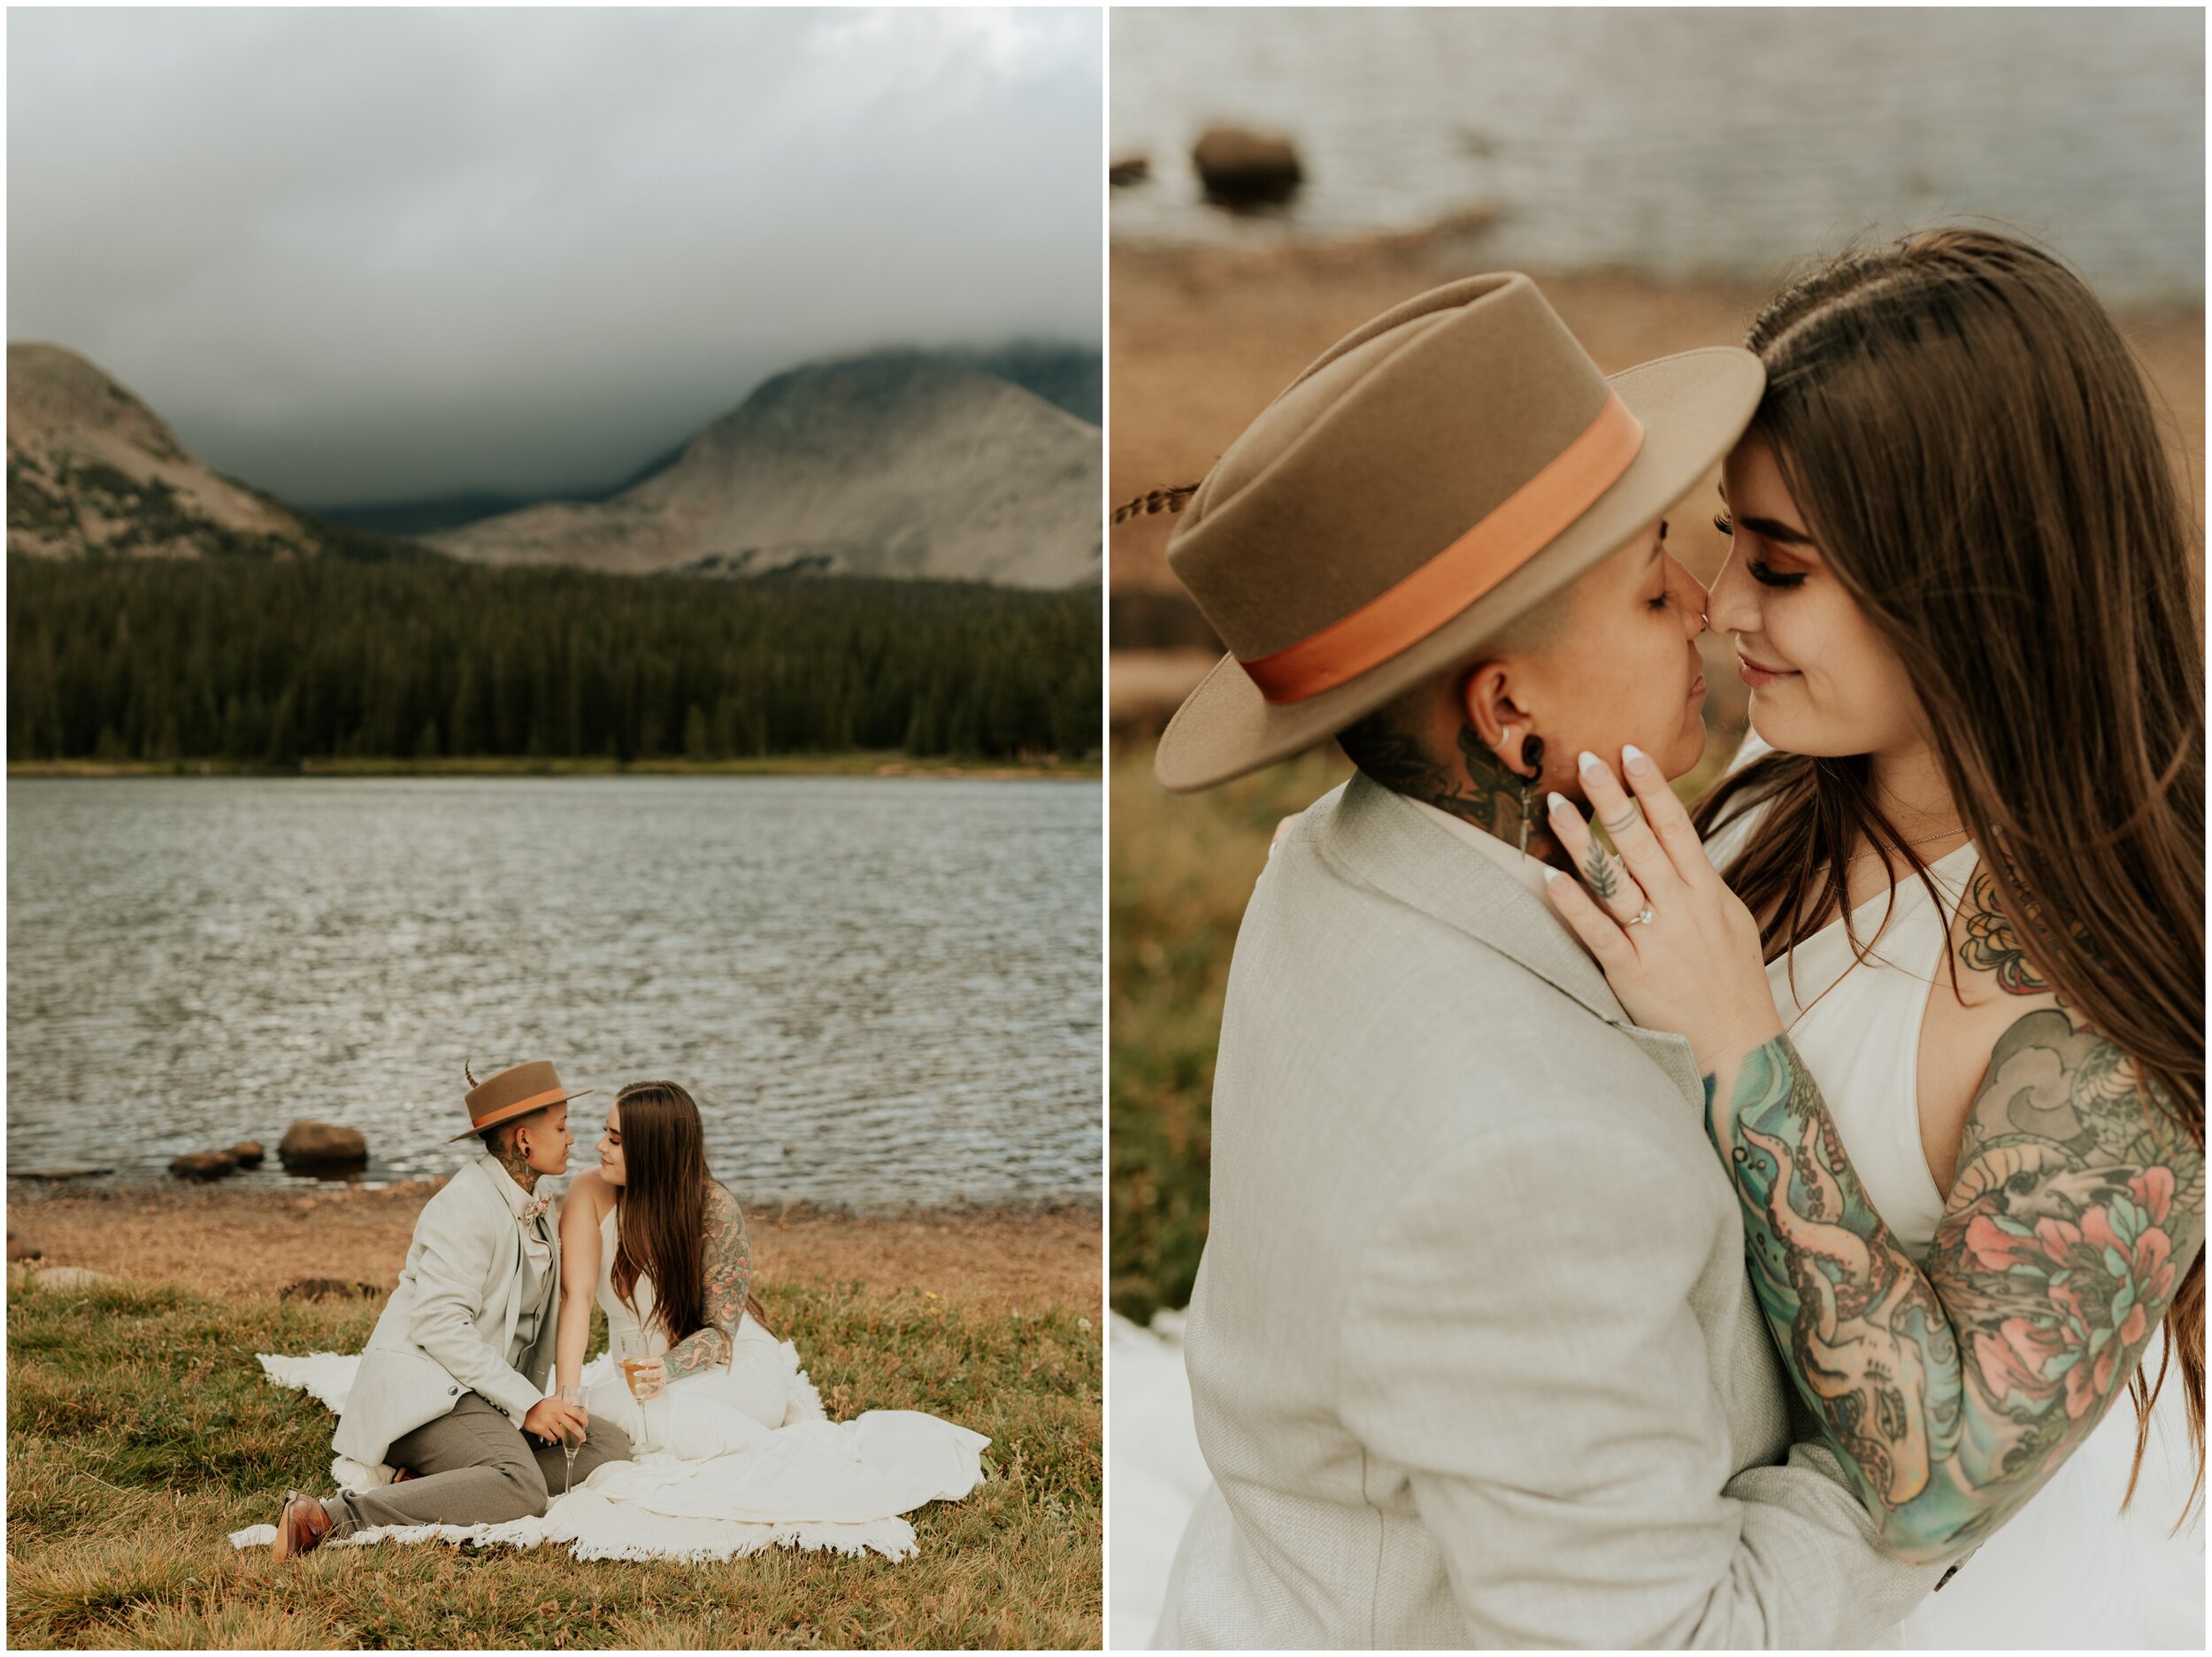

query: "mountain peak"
left=431, top=349, right=1100, bottom=588
left=6, top=342, right=311, bottom=559
left=8, top=343, right=188, bottom=464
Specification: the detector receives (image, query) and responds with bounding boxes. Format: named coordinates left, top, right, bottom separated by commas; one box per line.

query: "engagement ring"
left=1627, top=906, right=1655, bottom=926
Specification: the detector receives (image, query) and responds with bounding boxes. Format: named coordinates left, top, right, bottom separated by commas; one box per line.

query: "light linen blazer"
left=1153, top=776, right=1947, bottom=1649
left=332, top=1155, right=559, bottom=1466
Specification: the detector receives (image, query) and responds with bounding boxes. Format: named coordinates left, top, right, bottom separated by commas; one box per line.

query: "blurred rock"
left=277, top=1121, right=369, bottom=1173
left=7, top=1231, right=42, bottom=1262
left=230, top=1141, right=266, bottom=1169
left=1110, top=154, right=1151, bottom=187
left=1193, top=126, right=1303, bottom=208
left=169, top=1150, right=239, bottom=1180
left=12, top=1164, right=114, bottom=1180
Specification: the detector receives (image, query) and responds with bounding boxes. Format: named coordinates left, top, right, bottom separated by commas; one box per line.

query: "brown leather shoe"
left=271, top=1491, right=332, bottom=1561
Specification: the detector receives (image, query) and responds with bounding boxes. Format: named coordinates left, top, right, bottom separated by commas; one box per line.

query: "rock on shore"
left=277, top=1121, right=369, bottom=1173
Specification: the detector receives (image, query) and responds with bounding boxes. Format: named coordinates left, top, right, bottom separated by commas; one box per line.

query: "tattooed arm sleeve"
left=662, top=1185, right=753, bottom=1381
left=1340, top=1116, right=1939, bottom=1647
left=1706, top=1017, right=2204, bottom=1562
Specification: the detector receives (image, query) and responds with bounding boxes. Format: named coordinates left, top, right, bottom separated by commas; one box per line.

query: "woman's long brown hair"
left=1693, top=227, right=2205, bottom=1519
left=610, top=1080, right=716, bottom=1348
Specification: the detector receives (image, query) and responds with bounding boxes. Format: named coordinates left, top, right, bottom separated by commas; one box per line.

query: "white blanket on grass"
left=230, top=1350, right=987, bottom=1562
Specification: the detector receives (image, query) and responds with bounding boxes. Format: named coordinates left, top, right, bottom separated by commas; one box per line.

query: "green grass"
left=1109, top=740, right=1352, bottom=1324
left=7, top=753, right=1098, bottom=780
left=1108, top=728, right=1747, bottom=1323
left=6, top=1277, right=1101, bottom=1649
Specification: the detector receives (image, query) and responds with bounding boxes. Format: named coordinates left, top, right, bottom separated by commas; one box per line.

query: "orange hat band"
left=469, top=1084, right=571, bottom=1130
left=1238, top=391, right=1645, bottom=705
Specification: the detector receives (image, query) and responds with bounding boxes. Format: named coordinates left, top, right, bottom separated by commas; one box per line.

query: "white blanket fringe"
left=235, top=1349, right=974, bottom=1564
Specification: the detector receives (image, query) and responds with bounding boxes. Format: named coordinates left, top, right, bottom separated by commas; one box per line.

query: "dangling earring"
left=1517, top=735, right=1546, bottom=853
left=1498, top=726, right=1542, bottom=853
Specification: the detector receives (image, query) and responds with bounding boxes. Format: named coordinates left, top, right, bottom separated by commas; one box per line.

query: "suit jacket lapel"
left=1317, top=774, right=1707, bottom=1110
left=467, top=1156, right=529, bottom=1353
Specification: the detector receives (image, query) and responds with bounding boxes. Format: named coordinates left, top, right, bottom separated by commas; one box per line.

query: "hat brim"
left=447, top=1089, right=595, bottom=1143
left=1154, top=346, right=1763, bottom=794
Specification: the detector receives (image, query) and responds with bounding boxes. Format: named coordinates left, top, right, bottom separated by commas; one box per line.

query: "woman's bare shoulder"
left=564, top=1169, right=617, bottom=1220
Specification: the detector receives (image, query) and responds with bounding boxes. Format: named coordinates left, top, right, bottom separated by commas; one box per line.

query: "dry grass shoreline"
left=8, top=1182, right=1102, bottom=1648
left=6, top=1180, right=1101, bottom=1316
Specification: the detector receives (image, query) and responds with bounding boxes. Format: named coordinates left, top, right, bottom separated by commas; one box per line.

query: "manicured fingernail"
left=1541, top=866, right=1564, bottom=886
left=1578, top=749, right=1603, bottom=778
left=1623, top=744, right=1653, bottom=778
left=1547, top=791, right=1572, bottom=817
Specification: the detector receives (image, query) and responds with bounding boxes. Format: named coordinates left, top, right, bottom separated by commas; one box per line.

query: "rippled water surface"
left=1112, top=8, right=2204, bottom=304
left=9, top=777, right=1100, bottom=1207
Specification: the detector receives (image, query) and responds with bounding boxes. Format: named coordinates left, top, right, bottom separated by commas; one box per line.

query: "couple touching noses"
left=1149, top=231, right=2202, bottom=1647
left=273, top=1065, right=754, bottom=1555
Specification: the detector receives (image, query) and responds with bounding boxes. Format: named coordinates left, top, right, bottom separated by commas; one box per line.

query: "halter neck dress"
left=569, top=1203, right=991, bottom=1555
left=587, top=1206, right=792, bottom=1452
left=1706, top=738, right=2201, bottom=1649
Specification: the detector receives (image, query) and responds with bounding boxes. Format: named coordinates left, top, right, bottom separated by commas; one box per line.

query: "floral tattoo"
left=1957, top=869, right=2047, bottom=994
left=1708, top=1014, right=2202, bottom=1560
left=661, top=1185, right=753, bottom=1382
left=1957, top=867, right=2102, bottom=996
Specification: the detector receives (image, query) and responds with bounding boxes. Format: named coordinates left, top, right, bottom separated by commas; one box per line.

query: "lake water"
left=7, top=777, right=1101, bottom=1208
left=1111, top=7, right=2205, bottom=305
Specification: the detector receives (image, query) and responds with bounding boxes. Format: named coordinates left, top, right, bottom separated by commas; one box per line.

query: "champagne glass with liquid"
left=618, top=1333, right=658, bottom=1453
left=557, top=1385, right=585, bottom=1497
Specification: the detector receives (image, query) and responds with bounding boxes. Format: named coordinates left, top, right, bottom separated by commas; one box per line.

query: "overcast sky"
left=8, top=8, right=1102, bottom=504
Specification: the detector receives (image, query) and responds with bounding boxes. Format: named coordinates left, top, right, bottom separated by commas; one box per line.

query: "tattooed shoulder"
left=1956, top=1003, right=2204, bottom=1194
left=1955, top=868, right=2048, bottom=995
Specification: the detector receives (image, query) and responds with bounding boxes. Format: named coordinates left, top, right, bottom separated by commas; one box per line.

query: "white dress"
left=584, top=1208, right=803, bottom=1456
left=240, top=1206, right=991, bottom=1561
left=1708, top=751, right=2204, bottom=1648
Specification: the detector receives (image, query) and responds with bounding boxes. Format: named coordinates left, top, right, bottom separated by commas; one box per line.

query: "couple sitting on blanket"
left=272, top=1062, right=972, bottom=1558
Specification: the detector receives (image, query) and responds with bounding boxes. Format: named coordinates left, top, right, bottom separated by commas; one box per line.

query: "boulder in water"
left=169, top=1150, right=239, bottom=1180
left=277, top=1121, right=368, bottom=1173
left=1193, top=126, right=1303, bottom=207
left=229, top=1141, right=266, bottom=1169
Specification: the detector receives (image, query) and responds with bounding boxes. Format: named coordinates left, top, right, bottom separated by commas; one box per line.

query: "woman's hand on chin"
left=1539, top=745, right=1783, bottom=1074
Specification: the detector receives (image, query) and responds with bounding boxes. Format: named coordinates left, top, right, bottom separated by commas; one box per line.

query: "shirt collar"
left=1404, top=796, right=1579, bottom=943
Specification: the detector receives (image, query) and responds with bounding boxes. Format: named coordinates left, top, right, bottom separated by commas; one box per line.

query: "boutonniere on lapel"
left=518, top=1194, right=551, bottom=1226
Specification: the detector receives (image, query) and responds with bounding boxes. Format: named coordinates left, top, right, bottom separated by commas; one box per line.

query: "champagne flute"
left=557, top=1385, right=585, bottom=1497
left=618, top=1333, right=657, bottom=1453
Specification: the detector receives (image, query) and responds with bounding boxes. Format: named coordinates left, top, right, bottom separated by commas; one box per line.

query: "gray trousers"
left=323, top=1391, right=632, bottom=1536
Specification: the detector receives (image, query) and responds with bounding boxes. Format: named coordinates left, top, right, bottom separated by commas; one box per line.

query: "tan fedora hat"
left=449, top=1059, right=593, bottom=1143
left=1154, top=272, right=1763, bottom=793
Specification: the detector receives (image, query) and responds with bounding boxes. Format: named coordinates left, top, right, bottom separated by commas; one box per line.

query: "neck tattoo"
left=496, top=1140, right=539, bottom=1194
left=1450, top=725, right=1560, bottom=863
left=1344, top=717, right=1558, bottom=861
